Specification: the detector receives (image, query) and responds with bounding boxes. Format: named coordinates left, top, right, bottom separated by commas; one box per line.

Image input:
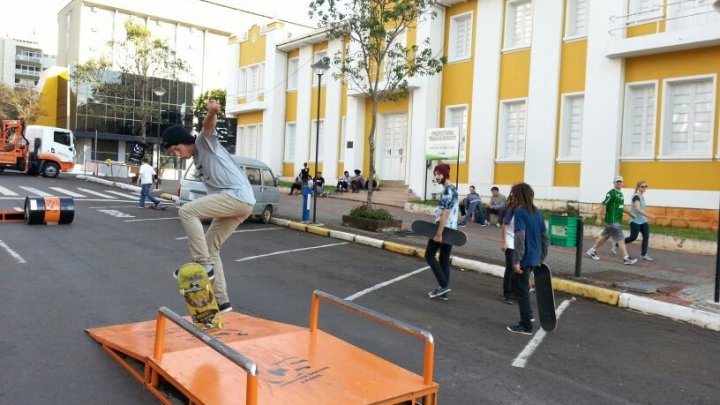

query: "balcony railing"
left=16, top=54, right=41, bottom=63
left=609, top=0, right=720, bottom=37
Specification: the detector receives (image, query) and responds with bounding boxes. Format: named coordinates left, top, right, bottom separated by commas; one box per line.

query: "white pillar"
left=578, top=0, right=626, bottom=202
left=226, top=38, right=240, bottom=112
left=407, top=4, right=445, bottom=198
left=261, top=27, right=287, bottom=174
left=294, top=45, right=313, bottom=169
left=468, top=0, right=504, bottom=187
left=321, top=38, right=344, bottom=182
left=524, top=0, right=564, bottom=186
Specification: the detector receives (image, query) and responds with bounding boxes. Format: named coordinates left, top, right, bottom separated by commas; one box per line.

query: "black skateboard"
left=534, top=263, right=557, bottom=331
left=411, top=220, right=467, bottom=247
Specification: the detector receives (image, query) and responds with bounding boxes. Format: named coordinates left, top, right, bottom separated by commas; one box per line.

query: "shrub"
left=349, top=204, right=394, bottom=221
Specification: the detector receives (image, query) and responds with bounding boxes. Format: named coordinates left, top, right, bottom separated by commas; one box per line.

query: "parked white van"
left=177, top=156, right=280, bottom=223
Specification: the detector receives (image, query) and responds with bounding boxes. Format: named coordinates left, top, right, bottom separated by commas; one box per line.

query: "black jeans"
left=503, top=248, right=518, bottom=299
left=512, top=266, right=536, bottom=331
left=425, top=239, right=453, bottom=289
left=625, top=222, right=650, bottom=256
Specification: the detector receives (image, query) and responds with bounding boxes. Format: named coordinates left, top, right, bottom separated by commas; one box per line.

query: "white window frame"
left=659, top=74, right=716, bottom=160
left=310, top=119, right=325, bottom=162
left=496, top=98, right=527, bottom=162
left=445, top=104, right=469, bottom=162
left=238, top=68, right=247, bottom=97
left=287, top=58, right=299, bottom=91
left=503, top=0, right=533, bottom=52
left=620, top=80, right=658, bottom=160
left=245, top=63, right=264, bottom=102
left=384, top=28, right=407, bottom=80
left=312, top=51, right=328, bottom=87
left=627, top=0, right=663, bottom=24
left=238, top=124, right=261, bottom=159
left=448, top=12, right=473, bottom=63
left=564, top=0, right=588, bottom=40
left=284, top=122, right=296, bottom=162
left=557, top=92, right=584, bottom=162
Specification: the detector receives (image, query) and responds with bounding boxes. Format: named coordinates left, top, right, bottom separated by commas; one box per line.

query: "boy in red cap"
left=426, top=163, right=459, bottom=300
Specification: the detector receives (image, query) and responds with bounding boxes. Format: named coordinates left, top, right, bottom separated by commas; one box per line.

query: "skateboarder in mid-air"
left=425, top=163, right=459, bottom=301
left=507, top=182, right=548, bottom=335
left=162, top=99, right=256, bottom=314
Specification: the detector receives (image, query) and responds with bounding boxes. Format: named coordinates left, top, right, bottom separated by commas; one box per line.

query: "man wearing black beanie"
left=426, top=163, right=459, bottom=301
left=164, top=100, right=255, bottom=314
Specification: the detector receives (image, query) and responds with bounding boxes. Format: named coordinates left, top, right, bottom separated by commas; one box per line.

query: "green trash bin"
left=549, top=215, right=579, bottom=247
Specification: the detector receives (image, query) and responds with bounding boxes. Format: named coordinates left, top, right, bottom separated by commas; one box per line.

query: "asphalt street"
left=1, top=174, right=718, bottom=404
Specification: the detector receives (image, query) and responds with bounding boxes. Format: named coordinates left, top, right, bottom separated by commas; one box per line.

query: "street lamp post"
left=310, top=58, right=329, bottom=224
left=713, top=0, right=720, bottom=302
left=153, top=86, right=166, bottom=189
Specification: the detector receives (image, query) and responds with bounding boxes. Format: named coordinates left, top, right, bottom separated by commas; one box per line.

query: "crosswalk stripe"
left=0, top=185, right=19, bottom=196
left=104, top=190, right=138, bottom=200
left=77, top=188, right=116, bottom=198
left=19, top=186, right=51, bottom=196
left=49, top=187, right=86, bottom=197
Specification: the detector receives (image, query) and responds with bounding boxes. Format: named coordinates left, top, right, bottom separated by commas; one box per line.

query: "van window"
left=262, top=169, right=275, bottom=186
left=245, top=167, right=261, bottom=185
left=54, top=131, right=72, bottom=146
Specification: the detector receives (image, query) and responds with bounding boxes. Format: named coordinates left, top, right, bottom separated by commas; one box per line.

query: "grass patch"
left=349, top=205, right=394, bottom=221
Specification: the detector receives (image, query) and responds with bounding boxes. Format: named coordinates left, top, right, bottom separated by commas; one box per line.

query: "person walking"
left=586, top=176, right=638, bottom=265
left=501, top=190, right=519, bottom=303
left=506, top=183, right=547, bottom=335
left=612, top=180, right=655, bottom=261
left=136, top=157, right=160, bottom=208
left=163, top=99, right=255, bottom=314
left=426, top=163, right=459, bottom=301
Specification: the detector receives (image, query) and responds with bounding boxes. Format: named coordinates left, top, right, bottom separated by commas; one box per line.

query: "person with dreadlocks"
left=506, top=182, right=548, bottom=335
left=500, top=188, right=519, bottom=303
left=426, top=163, right=459, bottom=301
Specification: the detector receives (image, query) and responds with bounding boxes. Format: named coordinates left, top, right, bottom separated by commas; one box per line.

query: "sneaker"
left=436, top=293, right=449, bottom=301
left=496, top=223, right=501, bottom=228
left=173, top=264, right=215, bottom=280
left=503, top=297, right=515, bottom=305
left=218, top=302, right=233, bottom=313
left=623, top=256, right=638, bottom=265
left=459, top=223, right=467, bottom=227
left=506, top=324, right=532, bottom=335
left=610, top=243, right=618, bottom=256
left=642, top=255, right=654, bottom=261
left=586, top=248, right=600, bottom=260
left=484, top=220, right=490, bottom=226
left=428, top=286, right=452, bottom=299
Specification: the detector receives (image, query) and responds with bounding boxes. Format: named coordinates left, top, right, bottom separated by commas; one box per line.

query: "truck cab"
left=0, top=121, right=75, bottom=178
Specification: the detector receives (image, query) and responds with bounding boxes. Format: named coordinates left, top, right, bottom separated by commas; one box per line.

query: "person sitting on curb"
left=350, top=169, right=364, bottom=193
left=289, top=163, right=309, bottom=195
left=488, top=186, right=507, bottom=228
left=336, top=171, right=350, bottom=192
left=459, top=185, right=488, bottom=227
left=313, top=171, right=328, bottom=197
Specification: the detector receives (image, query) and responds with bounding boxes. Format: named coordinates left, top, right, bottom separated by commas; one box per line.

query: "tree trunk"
left=367, top=98, right=378, bottom=210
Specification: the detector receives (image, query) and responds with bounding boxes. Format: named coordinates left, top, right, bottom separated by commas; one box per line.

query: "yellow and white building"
left=226, top=0, right=720, bottom=227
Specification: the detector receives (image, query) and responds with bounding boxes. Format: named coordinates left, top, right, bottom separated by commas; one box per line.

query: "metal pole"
left=312, top=72, right=322, bottom=224
left=575, top=218, right=584, bottom=278
left=156, top=95, right=161, bottom=190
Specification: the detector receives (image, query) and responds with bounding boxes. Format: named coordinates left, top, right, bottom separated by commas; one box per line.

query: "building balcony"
left=15, top=70, right=40, bottom=77
left=226, top=90, right=266, bottom=114
left=607, top=0, right=720, bottom=58
left=15, top=54, right=42, bottom=64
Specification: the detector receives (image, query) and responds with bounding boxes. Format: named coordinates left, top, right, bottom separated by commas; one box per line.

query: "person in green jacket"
left=586, top=176, right=638, bottom=265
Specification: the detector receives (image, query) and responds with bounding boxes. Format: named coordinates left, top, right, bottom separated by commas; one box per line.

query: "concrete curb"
left=272, top=217, right=720, bottom=332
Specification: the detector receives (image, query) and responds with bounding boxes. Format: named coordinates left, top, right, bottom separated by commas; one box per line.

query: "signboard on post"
left=425, top=127, right=465, bottom=162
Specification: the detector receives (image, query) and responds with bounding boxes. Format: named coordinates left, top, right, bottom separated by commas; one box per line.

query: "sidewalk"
left=82, top=176, right=720, bottom=329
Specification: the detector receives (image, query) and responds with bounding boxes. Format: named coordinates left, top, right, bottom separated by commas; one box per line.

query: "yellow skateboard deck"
left=177, top=263, right=222, bottom=330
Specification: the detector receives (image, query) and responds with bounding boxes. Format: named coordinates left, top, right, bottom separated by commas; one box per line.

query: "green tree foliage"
left=194, top=88, right=227, bottom=123
left=71, top=19, right=189, bottom=139
left=0, top=84, right=45, bottom=122
left=309, top=0, right=445, bottom=208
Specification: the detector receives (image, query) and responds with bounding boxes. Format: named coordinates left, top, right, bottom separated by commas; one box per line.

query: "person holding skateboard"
left=162, top=99, right=255, bottom=314
left=507, top=182, right=548, bottom=335
left=136, top=157, right=161, bottom=209
left=425, top=163, right=459, bottom=301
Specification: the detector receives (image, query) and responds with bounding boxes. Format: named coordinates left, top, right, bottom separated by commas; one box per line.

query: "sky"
left=0, top=0, right=315, bottom=56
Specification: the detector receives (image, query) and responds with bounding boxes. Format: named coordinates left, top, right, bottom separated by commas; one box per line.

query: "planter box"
left=342, top=215, right=402, bottom=233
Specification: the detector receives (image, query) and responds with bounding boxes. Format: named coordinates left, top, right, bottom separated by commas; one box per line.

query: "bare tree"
left=309, top=0, right=445, bottom=208
left=0, top=84, right=45, bottom=122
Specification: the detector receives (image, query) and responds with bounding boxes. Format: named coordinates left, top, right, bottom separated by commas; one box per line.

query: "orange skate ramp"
left=87, top=291, right=438, bottom=404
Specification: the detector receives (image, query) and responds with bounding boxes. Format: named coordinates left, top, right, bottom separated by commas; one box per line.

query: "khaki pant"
left=178, top=193, right=253, bottom=304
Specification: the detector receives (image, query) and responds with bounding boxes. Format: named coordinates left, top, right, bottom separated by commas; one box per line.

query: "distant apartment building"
left=227, top=0, right=720, bottom=224
left=0, top=37, right=55, bottom=89
left=43, top=0, right=312, bottom=167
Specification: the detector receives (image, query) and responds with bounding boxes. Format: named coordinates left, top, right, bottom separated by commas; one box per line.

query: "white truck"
left=0, top=120, right=76, bottom=178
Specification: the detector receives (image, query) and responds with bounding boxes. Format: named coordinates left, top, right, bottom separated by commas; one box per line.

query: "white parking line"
left=49, top=187, right=86, bottom=197
left=104, top=190, right=138, bottom=199
left=0, top=239, right=26, bottom=264
left=345, top=266, right=430, bottom=301
left=511, top=298, right=575, bottom=368
left=235, top=242, right=348, bottom=262
left=175, top=227, right=281, bottom=240
left=77, top=188, right=117, bottom=198
left=0, top=185, right=19, bottom=196
left=19, top=186, right=51, bottom=196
